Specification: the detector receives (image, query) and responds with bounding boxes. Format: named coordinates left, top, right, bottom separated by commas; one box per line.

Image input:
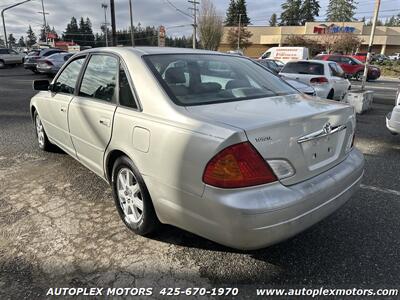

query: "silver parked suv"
left=30, top=47, right=364, bottom=250
left=0, top=48, right=25, bottom=68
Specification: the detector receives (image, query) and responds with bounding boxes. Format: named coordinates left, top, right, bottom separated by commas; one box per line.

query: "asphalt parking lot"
left=0, top=65, right=399, bottom=299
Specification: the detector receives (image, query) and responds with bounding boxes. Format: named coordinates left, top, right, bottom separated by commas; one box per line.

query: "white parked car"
left=388, top=53, right=400, bottom=61
left=30, top=47, right=364, bottom=250
left=0, top=48, right=25, bottom=67
left=386, top=88, right=400, bottom=134
left=280, top=60, right=351, bottom=100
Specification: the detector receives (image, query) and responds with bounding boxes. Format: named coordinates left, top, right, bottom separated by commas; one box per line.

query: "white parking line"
left=360, top=184, right=400, bottom=197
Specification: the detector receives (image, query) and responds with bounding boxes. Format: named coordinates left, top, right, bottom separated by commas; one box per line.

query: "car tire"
left=327, top=89, right=334, bottom=100
left=111, top=156, right=160, bottom=236
left=355, top=71, right=363, bottom=81
left=33, top=110, right=52, bottom=151
left=0, top=60, right=5, bottom=68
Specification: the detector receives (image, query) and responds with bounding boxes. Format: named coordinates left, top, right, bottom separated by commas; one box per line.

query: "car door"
left=328, top=63, right=348, bottom=99
left=68, top=54, right=118, bottom=177
left=38, top=56, right=86, bottom=157
left=0, top=48, right=11, bottom=64
left=9, top=49, right=22, bottom=63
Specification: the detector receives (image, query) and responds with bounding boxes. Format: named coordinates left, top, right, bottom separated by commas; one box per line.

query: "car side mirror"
left=33, top=79, right=50, bottom=91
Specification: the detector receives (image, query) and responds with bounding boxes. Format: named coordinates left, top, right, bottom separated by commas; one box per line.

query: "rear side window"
left=329, top=63, right=344, bottom=77
left=328, top=56, right=341, bottom=63
left=0, top=49, right=8, bottom=54
left=79, top=55, right=118, bottom=102
left=53, top=57, right=86, bottom=94
left=281, top=62, right=324, bottom=75
left=119, top=64, right=137, bottom=109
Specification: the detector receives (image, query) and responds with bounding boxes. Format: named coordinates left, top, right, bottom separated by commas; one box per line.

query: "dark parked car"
left=36, top=52, right=73, bottom=75
left=255, top=59, right=284, bottom=74
left=24, top=48, right=66, bottom=73
left=314, top=54, right=381, bottom=81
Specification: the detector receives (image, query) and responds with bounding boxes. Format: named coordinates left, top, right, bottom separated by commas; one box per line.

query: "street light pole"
left=361, top=0, right=381, bottom=91
left=40, top=0, right=48, bottom=45
left=188, top=0, right=199, bottom=49
left=129, top=0, right=135, bottom=46
left=237, top=14, right=242, bottom=51
left=1, top=0, right=32, bottom=48
left=101, top=3, right=108, bottom=47
left=110, top=0, right=117, bottom=46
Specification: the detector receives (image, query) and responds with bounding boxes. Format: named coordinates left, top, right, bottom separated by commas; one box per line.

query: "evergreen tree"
left=280, top=0, right=302, bottom=26
left=26, top=25, right=37, bottom=47
left=225, top=0, right=237, bottom=26
left=326, top=0, right=357, bottom=22
left=8, top=34, right=16, bottom=47
left=300, top=0, right=320, bottom=25
left=225, top=0, right=250, bottom=26
left=385, top=14, right=400, bottom=26
left=39, top=24, right=51, bottom=42
left=269, top=13, right=277, bottom=26
left=236, top=0, right=250, bottom=25
left=63, top=17, right=79, bottom=43
left=18, top=36, right=26, bottom=47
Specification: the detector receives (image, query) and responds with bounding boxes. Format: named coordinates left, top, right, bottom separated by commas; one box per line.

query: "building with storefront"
left=219, top=22, right=400, bottom=58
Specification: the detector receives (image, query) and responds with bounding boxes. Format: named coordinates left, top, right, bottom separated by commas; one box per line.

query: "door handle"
left=99, top=118, right=111, bottom=127
left=60, top=106, right=67, bottom=112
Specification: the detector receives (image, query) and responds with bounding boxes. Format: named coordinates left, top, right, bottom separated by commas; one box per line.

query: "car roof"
left=80, top=46, right=224, bottom=57
left=286, top=59, right=329, bottom=65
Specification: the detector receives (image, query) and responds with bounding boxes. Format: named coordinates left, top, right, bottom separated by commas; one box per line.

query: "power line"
left=162, top=0, right=192, bottom=18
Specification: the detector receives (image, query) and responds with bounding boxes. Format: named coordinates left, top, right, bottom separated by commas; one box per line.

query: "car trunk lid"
left=186, top=94, right=355, bottom=186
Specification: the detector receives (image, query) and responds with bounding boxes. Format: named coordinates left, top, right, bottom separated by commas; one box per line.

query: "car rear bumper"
left=24, top=62, right=36, bottom=70
left=160, top=148, right=364, bottom=250
left=386, top=108, right=400, bottom=134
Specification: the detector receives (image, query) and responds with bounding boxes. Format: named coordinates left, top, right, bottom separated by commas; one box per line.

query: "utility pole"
left=40, top=0, right=48, bottom=45
left=188, top=0, right=199, bottom=49
left=110, top=0, right=117, bottom=46
left=1, top=0, right=32, bottom=48
left=237, top=14, right=242, bottom=50
left=362, top=0, right=381, bottom=90
left=129, top=0, right=135, bottom=46
left=101, top=3, right=109, bottom=47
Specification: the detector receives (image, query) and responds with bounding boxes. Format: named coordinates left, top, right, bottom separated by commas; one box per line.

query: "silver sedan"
left=30, top=47, right=364, bottom=250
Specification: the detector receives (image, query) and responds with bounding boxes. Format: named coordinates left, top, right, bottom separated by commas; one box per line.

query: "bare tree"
left=318, top=33, right=362, bottom=54
left=198, top=0, right=224, bottom=50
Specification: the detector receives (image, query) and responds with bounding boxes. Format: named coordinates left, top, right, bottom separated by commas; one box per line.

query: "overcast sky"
left=0, top=0, right=398, bottom=41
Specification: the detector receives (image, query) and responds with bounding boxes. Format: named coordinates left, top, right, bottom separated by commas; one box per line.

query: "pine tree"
left=269, top=13, right=277, bottom=26
left=39, top=24, right=51, bottom=42
left=280, top=0, right=302, bottom=26
left=225, top=0, right=237, bottom=26
left=225, top=0, right=250, bottom=26
left=26, top=25, right=37, bottom=47
left=8, top=34, right=16, bottom=47
left=18, top=36, right=26, bottom=47
left=236, top=0, right=250, bottom=25
left=300, top=0, right=320, bottom=25
left=326, top=0, right=357, bottom=22
left=63, top=17, right=79, bottom=43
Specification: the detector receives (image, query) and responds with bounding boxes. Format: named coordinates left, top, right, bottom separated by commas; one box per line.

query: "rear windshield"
left=281, top=62, right=324, bottom=75
left=143, top=54, right=297, bottom=106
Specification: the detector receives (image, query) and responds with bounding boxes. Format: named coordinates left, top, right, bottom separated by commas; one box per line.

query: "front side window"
left=329, top=63, right=344, bottom=77
left=144, top=54, right=297, bottom=106
left=0, top=49, right=8, bottom=54
left=79, top=55, right=118, bottom=102
left=281, top=62, right=324, bottom=75
left=53, top=57, right=86, bottom=94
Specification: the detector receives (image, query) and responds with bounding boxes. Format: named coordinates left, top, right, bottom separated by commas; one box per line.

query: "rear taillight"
left=203, top=142, right=277, bottom=188
left=310, top=77, right=329, bottom=84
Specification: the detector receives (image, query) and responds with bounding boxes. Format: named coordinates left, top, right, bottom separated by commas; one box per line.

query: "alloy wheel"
left=35, top=114, right=45, bottom=148
left=116, top=168, right=144, bottom=224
